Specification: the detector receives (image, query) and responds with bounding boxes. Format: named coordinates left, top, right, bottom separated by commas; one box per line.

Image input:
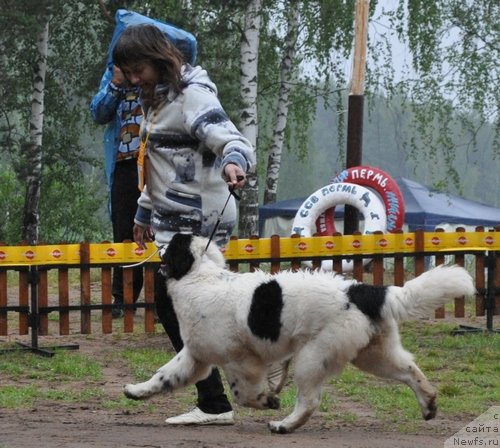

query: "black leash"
left=204, top=177, right=243, bottom=251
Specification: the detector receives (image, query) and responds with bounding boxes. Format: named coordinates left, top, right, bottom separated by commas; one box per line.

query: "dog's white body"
left=124, top=234, right=475, bottom=433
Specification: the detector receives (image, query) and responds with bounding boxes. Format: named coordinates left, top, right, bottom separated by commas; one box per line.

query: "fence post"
left=393, top=230, right=405, bottom=287
left=144, top=265, right=156, bottom=333
left=101, top=265, right=112, bottom=334
left=0, top=268, right=6, bottom=335
left=19, top=269, right=29, bottom=335
left=38, top=268, right=49, bottom=335
left=290, top=234, right=301, bottom=272
left=123, top=266, right=134, bottom=333
left=434, top=228, right=446, bottom=318
left=372, top=231, right=384, bottom=286
left=270, top=235, right=281, bottom=274
left=454, top=227, right=466, bottom=318
left=80, top=242, right=91, bottom=334
left=475, top=227, right=486, bottom=317
left=58, top=268, right=70, bottom=335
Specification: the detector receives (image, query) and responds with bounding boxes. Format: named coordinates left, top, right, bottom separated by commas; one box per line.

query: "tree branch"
left=98, top=0, right=114, bottom=24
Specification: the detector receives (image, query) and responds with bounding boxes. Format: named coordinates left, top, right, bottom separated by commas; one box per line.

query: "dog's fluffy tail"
left=383, top=265, right=475, bottom=321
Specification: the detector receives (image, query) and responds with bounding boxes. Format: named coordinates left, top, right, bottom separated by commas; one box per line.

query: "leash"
left=204, top=176, right=243, bottom=252
left=122, top=246, right=161, bottom=269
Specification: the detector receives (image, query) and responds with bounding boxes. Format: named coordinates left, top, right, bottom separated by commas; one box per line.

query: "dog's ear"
left=162, top=234, right=195, bottom=280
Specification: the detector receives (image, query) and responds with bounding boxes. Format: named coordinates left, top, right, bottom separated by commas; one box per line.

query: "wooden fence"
left=1, top=229, right=499, bottom=344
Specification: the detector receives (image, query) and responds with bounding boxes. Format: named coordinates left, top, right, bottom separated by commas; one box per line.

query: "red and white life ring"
left=316, top=166, right=405, bottom=235
left=292, top=182, right=387, bottom=272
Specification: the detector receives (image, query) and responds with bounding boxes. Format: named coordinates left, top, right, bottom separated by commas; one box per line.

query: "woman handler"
left=112, top=23, right=255, bottom=425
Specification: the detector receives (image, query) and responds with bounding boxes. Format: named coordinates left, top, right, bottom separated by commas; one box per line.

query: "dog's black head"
left=160, top=233, right=227, bottom=280
left=162, top=233, right=195, bottom=280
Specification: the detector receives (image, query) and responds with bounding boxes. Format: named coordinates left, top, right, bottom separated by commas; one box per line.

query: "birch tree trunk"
left=238, top=0, right=261, bottom=237
left=22, top=21, right=49, bottom=245
left=263, top=5, right=300, bottom=205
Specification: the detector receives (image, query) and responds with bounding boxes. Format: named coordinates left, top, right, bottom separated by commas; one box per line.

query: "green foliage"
left=0, top=0, right=498, bottom=241
left=0, top=170, right=24, bottom=243
left=0, top=0, right=111, bottom=244
left=369, top=0, right=500, bottom=188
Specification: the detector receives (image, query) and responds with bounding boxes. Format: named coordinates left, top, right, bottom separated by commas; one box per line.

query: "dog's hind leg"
left=351, top=322, right=437, bottom=420
left=124, top=348, right=212, bottom=400
left=268, top=343, right=331, bottom=434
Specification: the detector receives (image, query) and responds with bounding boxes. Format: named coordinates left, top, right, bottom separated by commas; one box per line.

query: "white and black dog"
left=124, top=233, right=475, bottom=434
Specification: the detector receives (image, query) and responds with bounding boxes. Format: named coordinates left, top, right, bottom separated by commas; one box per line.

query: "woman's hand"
left=111, top=65, right=126, bottom=87
left=134, top=223, right=153, bottom=250
left=224, top=164, right=246, bottom=189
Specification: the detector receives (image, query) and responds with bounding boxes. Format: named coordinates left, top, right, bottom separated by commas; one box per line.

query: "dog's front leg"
left=124, top=348, right=211, bottom=400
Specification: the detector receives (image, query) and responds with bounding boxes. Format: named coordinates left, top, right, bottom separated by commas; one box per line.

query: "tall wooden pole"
left=344, top=0, right=369, bottom=235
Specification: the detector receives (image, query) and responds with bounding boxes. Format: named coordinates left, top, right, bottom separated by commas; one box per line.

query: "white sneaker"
left=165, top=407, right=234, bottom=426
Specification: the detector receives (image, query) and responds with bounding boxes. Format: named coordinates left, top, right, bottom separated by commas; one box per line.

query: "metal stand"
left=0, top=266, right=79, bottom=357
left=453, top=251, right=500, bottom=335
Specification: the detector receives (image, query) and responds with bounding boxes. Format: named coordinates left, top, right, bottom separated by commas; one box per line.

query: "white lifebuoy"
left=292, top=182, right=387, bottom=272
left=317, top=165, right=405, bottom=235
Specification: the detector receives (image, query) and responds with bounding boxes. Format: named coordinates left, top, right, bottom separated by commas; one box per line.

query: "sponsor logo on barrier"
left=378, top=238, right=388, bottom=248
left=244, top=244, right=254, bottom=253
left=485, top=236, right=494, bottom=246
left=431, top=237, right=441, bottom=246
left=51, top=249, right=62, bottom=259
left=458, top=236, right=467, bottom=246
left=325, top=241, right=335, bottom=250
left=352, top=240, right=361, bottom=249
left=134, top=247, right=145, bottom=256
left=0, top=251, right=6, bottom=261
left=405, top=237, right=414, bottom=246
left=25, top=250, right=35, bottom=260
left=106, top=248, right=116, bottom=257
left=298, top=242, right=307, bottom=251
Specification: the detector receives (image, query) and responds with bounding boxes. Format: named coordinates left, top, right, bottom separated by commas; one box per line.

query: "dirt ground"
left=0, top=326, right=482, bottom=448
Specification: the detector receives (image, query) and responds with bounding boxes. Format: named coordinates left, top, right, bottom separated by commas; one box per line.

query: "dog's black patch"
left=163, top=233, right=195, bottom=280
left=247, top=280, right=283, bottom=342
left=265, top=395, right=281, bottom=410
left=347, top=283, right=387, bottom=321
left=162, top=379, right=173, bottom=392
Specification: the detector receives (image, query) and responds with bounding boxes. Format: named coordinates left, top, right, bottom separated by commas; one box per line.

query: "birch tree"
left=263, top=6, right=300, bottom=205
left=258, top=0, right=356, bottom=204
left=237, top=0, right=262, bottom=237
left=22, top=20, right=49, bottom=245
left=0, top=0, right=110, bottom=244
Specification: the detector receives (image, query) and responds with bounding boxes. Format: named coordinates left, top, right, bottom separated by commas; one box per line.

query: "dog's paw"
left=123, top=384, right=146, bottom=400
left=423, top=396, right=437, bottom=420
left=265, top=394, right=281, bottom=410
left=268, top=420, right=291, bottom=434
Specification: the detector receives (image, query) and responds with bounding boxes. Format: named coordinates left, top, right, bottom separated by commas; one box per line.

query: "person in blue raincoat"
left=90, top=65, right=144, bottom=318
